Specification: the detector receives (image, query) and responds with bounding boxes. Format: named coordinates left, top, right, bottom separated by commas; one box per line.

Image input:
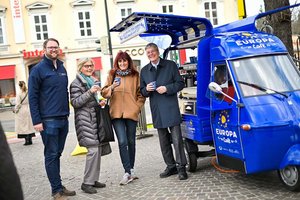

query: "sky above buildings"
left=245, top=0, right=299, bottom=16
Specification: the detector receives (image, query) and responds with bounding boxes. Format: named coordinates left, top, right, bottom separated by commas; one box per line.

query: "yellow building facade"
left=0, top=0, right=238, bottom=106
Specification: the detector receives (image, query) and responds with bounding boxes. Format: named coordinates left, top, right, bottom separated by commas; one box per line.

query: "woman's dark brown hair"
left=18, top=81, right=27, bottom=92
left=109, top=51, right=138, bottom=76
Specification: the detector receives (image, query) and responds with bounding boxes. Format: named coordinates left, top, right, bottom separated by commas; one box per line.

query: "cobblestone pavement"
left=2, top=109, right=300, bottom=200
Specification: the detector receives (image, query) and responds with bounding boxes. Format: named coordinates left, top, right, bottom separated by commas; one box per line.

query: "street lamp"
left=104, top=0, right=113, bottom=68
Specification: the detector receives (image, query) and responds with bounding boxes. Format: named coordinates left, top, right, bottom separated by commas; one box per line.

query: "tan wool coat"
left=101, top=72, right=145, bottom=121
left=15, top=91, right=35, bottom=135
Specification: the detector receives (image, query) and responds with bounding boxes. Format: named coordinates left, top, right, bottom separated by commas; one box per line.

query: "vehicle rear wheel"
left=186, top=152, right=197, bottom=172
left=183, top=143, right=197, bottom=172
left=278, top=166, right=300, bottom=191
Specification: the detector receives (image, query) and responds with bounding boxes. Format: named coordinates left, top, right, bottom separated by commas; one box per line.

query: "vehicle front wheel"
left=278, top=165, right=300, bottom=191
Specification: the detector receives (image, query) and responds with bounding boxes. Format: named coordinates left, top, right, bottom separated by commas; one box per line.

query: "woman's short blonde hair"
left=77, top=58, right=95, bottom=72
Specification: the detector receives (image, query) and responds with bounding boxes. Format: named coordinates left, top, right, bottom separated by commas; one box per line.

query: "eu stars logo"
left=218, top=110, right=230, bottom=128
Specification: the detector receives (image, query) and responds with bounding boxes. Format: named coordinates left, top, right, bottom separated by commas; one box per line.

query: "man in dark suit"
left=140, top=43, right=188, bottom=180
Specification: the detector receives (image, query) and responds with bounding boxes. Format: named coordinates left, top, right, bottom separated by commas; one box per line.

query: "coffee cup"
left=151, top=81, right=156, bottom=89
left=114, top=77, right=121, bottom=85
left=94, top=81, right=101, bottom=87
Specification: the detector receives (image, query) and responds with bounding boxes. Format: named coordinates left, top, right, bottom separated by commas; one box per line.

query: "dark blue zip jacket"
left=28, top=55, right=69, bottom=125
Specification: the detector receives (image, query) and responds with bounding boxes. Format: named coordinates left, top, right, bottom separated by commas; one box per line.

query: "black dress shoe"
left=93, top=181, right=106, bottom=188
left=178, top=167, right=188, bottom=180
left=81, top=183, right=97, bottom=194
left=178, top=171, right=188, bottom=180
left=159, top=167, right=178, bottom=178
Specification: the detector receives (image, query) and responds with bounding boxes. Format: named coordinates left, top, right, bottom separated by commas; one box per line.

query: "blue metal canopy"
left=110, top=12, right=213, bottom=46
left=110, top=3, right=300, bottom=49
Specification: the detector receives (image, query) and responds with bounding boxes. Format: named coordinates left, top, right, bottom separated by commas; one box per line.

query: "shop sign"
left=124, top=48, right=145, bottom=56
left=22, top=49, right=63, bottom=59
left=10, top=0, right=25, bottom=43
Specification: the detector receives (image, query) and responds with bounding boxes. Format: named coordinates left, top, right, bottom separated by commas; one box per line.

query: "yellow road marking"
left=5, top=132, right=17, bottom=139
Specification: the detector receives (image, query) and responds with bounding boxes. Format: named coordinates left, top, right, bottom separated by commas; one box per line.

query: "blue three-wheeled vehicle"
left=110, top=3, right=300, bottom=191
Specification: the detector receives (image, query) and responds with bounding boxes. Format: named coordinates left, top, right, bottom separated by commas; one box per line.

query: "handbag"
left=95, top=104, right=115, bottom=143
left=101, top=142, right=112, bottom=156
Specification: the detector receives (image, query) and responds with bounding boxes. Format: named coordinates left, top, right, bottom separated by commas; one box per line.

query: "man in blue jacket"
left=140, top=43, right=188, bottom=180
left=28, top=38, right=76, bottom=200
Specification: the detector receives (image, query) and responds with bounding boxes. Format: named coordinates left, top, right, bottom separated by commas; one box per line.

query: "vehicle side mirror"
left=209, top=82, right=240, bottom=105
left=208, top=82, right=222, bottom=93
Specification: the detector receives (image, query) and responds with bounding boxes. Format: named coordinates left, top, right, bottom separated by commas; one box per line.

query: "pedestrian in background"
left=70, top=58, right=108, bottom=194
left=140, top=43, right=188, bottom=180
left=28, top=38, right=76, bottom=200
left=14, top=81, right=35, bottom=145
left=0, top=122, right=24, bottom=200
left=102, top=51, right=145, bottom=185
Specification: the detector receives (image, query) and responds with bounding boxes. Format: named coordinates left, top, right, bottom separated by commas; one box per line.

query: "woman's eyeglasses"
left=83, top=65, right=94, bottom=69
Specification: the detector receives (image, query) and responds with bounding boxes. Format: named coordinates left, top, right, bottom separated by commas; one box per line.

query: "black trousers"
left=157, top=125, right=187, bottom=169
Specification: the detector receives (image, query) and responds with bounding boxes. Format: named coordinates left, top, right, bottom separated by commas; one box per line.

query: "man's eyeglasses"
left=83, top=65, right=94, bottom=69
left=47, top=46, right=59, bottom=50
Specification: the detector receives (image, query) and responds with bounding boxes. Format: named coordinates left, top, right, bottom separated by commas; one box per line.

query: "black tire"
left=186, top=152, right=197, bottom=172
left=278, top=165, right=300, bottom=191
left=183, top=142, right=197, bottom=172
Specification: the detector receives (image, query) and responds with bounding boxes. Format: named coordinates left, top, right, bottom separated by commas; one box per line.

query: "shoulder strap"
left=20, top=92, right=28, bottom=105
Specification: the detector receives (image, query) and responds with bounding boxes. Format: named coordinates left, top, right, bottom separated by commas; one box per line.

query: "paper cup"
left=94, top=81, right=101, bottom=87
left=151, top=81, right=156, bottom=89
left=114, top=77, right=121, bottom=85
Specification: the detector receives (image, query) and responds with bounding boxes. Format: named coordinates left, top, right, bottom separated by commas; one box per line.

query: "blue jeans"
left=40, top=118, right=68, bottom=195
left=112, top=119, right=137, bottom=174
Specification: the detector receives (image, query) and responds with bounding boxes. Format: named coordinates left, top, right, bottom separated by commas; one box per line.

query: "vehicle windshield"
left=231, top=55, right=300, bottom=97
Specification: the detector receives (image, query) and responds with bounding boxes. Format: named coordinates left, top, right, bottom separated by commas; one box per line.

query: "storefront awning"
left=0, top=65, right=15, bottom=80
left=92, top=57, right=102, bottom=70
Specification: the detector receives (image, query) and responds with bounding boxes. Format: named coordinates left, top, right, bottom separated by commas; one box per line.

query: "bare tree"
left=263, top=0, right=294, bottom=55
left=292, top=11, right=300, bottom=34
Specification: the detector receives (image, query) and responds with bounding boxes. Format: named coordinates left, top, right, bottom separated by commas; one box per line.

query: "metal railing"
left=136, top=105, right=153, bottom=139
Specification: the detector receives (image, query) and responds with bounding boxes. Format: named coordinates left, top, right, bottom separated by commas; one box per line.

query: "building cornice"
left=25, top=2, right=52, bottom=11
left=70, top=0, right=95, bottom=7
left=113, top=0, right=136, bottom=4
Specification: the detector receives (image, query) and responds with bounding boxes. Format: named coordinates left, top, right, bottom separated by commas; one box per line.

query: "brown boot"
left=62, top=186, right=76, bottom=196
left=52, top=192, right=68, bottom=200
